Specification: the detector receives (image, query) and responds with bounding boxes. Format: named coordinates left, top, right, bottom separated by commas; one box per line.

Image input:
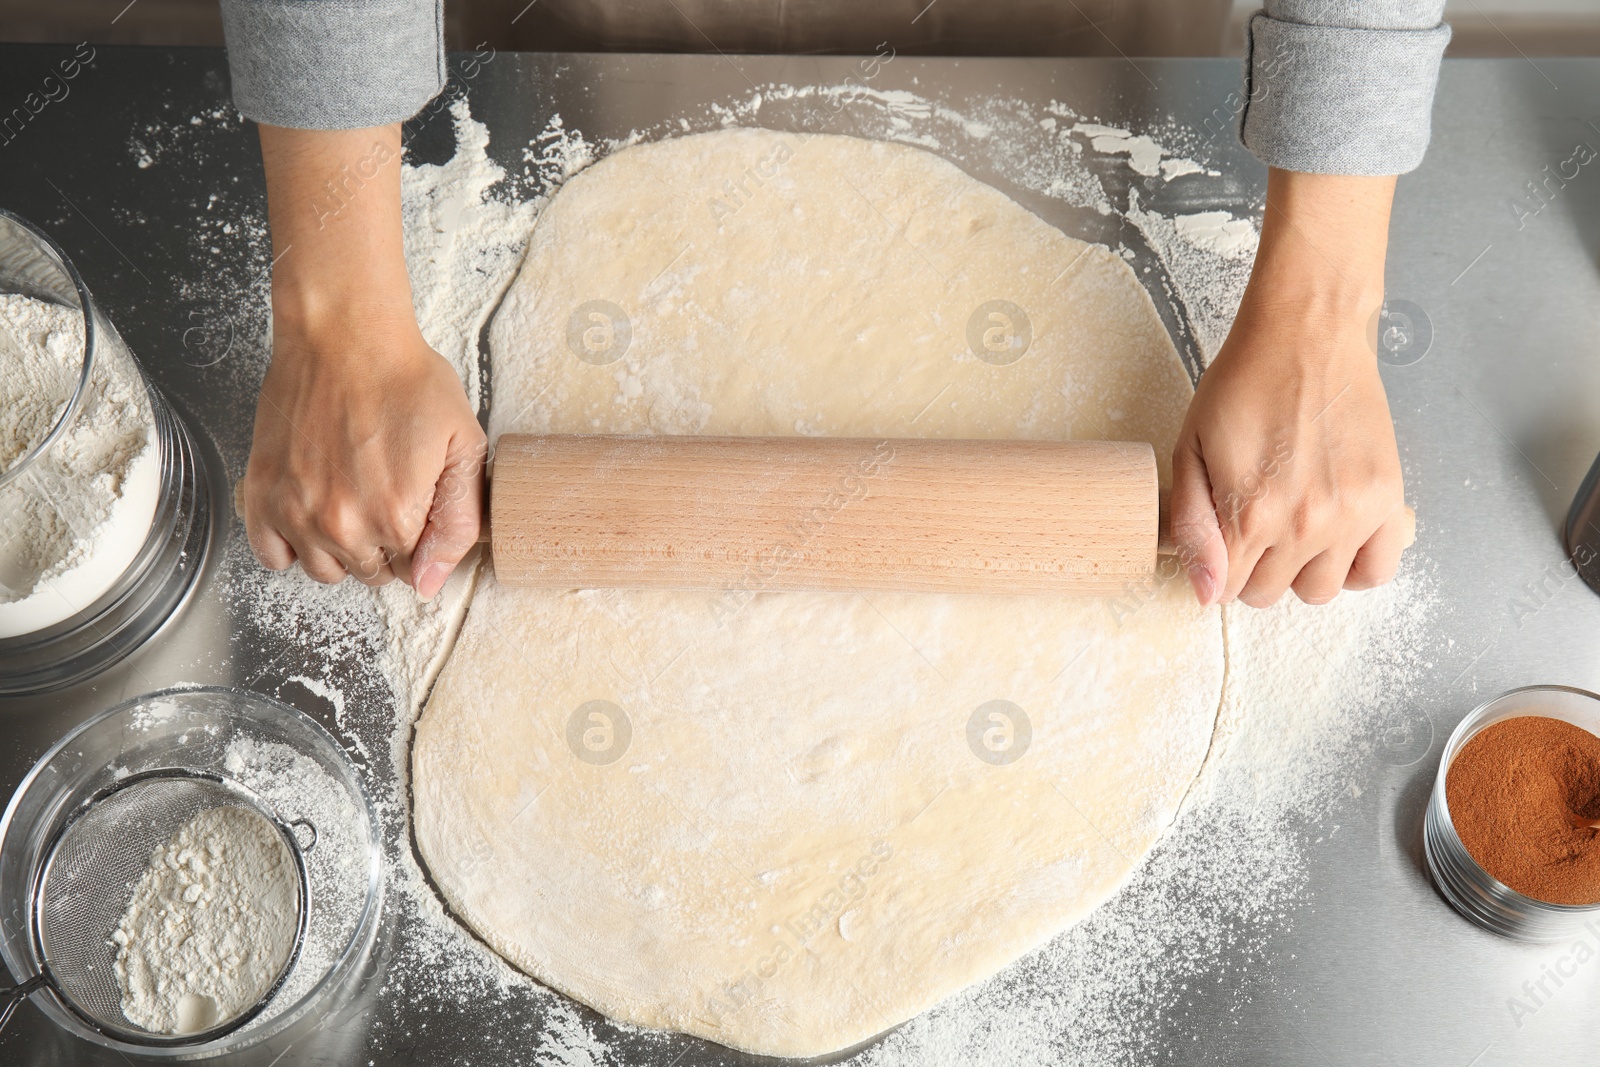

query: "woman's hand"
left=1170, top=169, right=1412, bottom=607
left=239, top=122, right=484, bottom=599
left=243, top=321, right=485, bottom=597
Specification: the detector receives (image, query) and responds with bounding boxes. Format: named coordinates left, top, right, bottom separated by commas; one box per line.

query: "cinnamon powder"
left=1445, top=715, right=1600, bottom=906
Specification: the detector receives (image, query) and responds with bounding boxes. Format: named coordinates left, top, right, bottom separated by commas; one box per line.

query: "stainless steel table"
left=2, top=48, right=1599, bottom=1066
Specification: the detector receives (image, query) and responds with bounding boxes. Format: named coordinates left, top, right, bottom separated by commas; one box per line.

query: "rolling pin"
left=488, top=435, right=1167, bottom=595
left=235, top=435, right=1416, bottom=595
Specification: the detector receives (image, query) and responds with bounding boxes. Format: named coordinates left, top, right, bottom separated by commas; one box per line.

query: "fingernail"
left=1188, top=564, right=1217, bottom=606
left=417, top=562, right=453, bottom=601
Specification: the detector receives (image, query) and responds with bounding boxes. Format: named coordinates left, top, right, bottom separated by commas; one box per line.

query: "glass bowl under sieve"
left=0, top=209, right=213, bottom=695
left=1424, top=685, right=1600, bottom=943
left=0, top=687, right=383, bottom=1057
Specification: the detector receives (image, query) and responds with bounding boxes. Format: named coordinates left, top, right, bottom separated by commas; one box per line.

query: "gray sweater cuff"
left=1241, top=13, right=1451, bottom=175
left=219, top=0, right=445, bottom=130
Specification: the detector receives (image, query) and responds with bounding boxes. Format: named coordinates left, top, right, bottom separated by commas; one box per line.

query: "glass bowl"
left=1424, top=684, right=1600, bottom=942
left=0, top=209, right=212, bottom=694
left=0, top=687, right=384, bottom=1057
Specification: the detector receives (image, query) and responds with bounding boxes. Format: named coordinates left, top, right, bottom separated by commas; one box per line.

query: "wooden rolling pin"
left=232, top=435, right=1416, bottom=595
left=488, top=435, right=1165, bottom=595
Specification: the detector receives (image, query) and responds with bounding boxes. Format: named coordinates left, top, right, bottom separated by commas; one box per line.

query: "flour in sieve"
left=0, top=293, right=160, bottom=636
left=111, top=805, right=298, bottom=1035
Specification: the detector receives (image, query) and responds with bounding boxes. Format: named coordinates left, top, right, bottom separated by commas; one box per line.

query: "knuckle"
left=351, top=561, right=394, bottom=587
left=275, top=482, right=331, bottom=534
left=248, top=536, right=291, bottom=571
left=1348, top=561, right=1399, bottom=591
left=1238, top=586, right=1282, bottom=609
left=1293, top=582, right=1340, bottom=606
left=318, top=496, right=367, bottom=548
left=1287, top=503, right=1322, bottom=542
left=377, top=499, right=426, bottom=547
left=302, top=562, right=345, bottom=585
left=274, top=494, right=312, bottom=531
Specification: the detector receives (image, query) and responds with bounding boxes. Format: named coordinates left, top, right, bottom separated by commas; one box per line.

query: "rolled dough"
left=413, top=129, right=1223, bottom=1057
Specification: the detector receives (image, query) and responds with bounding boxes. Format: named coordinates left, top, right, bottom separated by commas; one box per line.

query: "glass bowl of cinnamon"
left=1425, top=684, right=1600, bottom=942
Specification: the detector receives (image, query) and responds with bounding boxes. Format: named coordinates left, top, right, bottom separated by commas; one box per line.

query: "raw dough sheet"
left=413, top=128, right=1223, bottom=1058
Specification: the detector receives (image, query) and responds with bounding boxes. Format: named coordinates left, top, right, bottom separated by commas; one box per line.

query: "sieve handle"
left=289, top=818, right=318, bottom=853
left=0, top=972, right=46, bottom=1034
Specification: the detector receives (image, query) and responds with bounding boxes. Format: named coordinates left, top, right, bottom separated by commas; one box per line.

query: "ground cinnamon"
left=1446, top=715, right=1600, bottom=906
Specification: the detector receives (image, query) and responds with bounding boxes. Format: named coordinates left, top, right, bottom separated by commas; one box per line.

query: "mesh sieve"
left=4, top=769, right=311, bottom=1046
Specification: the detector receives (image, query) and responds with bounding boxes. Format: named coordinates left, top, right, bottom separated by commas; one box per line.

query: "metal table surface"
left=2, top=46, right=1600, bottom=1066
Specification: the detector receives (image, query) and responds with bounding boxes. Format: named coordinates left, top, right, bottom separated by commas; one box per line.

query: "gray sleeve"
left=1240, top=1, right=1451, bottom=175
left=219, top=0, right=445, bottom=130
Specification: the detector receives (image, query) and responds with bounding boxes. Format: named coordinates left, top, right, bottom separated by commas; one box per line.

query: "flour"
left=111, top=805, right=298, bottom=1035
left=193, top=89, right=1434, bottom=1065
left=401, top=107, right=538, bottom=406
left=1171, top=209, right=1259, bottom=259
left=1127, top=188, right=1257, bottom=364
left=1072, top=122, right=1166, bottom=177
left=0, top=292, right=160, bottom=636
left=0, top=297, right=77, bottom=474
left=219, top=734, right=373, bottom=1027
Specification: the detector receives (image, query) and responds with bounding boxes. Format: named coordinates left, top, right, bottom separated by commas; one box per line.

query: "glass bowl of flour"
left=0, top=210, right=212, bottom=694
left=0, top=686, right=384, bottom=1056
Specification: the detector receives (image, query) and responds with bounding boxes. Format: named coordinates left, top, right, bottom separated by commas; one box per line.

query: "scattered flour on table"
left=219, top=734, right=373, bottom=1026
left=1127, top=188, right=1258, bottom=364
left=1072, top=122, right=1166, bottom=177
left=1171, top=209, right=1259, bottom=259
left=112, top=805, right=298, bottom=1035
left=0, top=293, right=160, bottom=635
left=401, top=103, right=539, bottom=406
left=202, top=90, right=1433, bottom=1066
left=287, top=672, right=371, bottom=764
left=522, top=112, right=599, bottom=194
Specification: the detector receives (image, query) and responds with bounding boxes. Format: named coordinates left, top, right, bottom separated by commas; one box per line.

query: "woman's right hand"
left=239, top=121, right=484, bottom=599
left=241, top=318, right=485, bottom=598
